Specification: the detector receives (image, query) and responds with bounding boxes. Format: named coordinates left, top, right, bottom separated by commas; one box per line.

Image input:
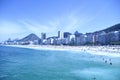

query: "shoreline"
left=3, top=45, right=120, bottom=57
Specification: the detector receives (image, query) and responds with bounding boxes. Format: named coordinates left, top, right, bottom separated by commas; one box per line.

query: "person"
left=93, top=77, right=96, bottom=80
left=110, top=62, right=112, bottom=65
left=105, top=60, right=107, bottom=63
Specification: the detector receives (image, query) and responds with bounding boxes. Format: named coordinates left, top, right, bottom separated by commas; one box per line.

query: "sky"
left=0, top=0, right=120, bottom=41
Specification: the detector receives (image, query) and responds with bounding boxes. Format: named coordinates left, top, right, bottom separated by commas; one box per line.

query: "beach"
left=5, top=45, right=120, bottom=57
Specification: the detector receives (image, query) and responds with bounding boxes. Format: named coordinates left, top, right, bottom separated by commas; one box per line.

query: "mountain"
left=19, top=33, right=40, bottom=42
left=102, top=23, right=120, bottom=33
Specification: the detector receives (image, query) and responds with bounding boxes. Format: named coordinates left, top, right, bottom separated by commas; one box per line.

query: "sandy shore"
left=5, top=45, right=120, bottom=57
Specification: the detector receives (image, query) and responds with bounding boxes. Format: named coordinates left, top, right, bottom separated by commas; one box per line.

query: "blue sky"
left=0, top=0, right=120, bottom=41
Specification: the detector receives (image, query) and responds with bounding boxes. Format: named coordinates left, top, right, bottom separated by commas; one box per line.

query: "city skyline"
left=0, top=0, right=120, bottom=42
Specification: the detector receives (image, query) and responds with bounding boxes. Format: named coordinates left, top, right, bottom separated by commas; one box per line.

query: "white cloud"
left=0, top=21, right=26, bottom=34
left=19, top=20, right=57, bottom=34
left=0, top=20, right=28, bottom=41
left=47, top=12, right=81, bottom=33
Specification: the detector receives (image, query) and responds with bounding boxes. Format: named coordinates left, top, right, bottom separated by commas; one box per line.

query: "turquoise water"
left=0, top=46, right=120, bottom=80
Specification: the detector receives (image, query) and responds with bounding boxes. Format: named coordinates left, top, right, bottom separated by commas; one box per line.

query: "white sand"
left=5, top=45, right=120, bottom=57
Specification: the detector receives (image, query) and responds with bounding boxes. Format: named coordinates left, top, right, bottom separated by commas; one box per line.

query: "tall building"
left=58, top=31, right=63, bottom=39
left=41, top=33, right=46, bottom=40
left=58, top=31, right=60, bottom=38
left=63, top=32, right=71, bottom=38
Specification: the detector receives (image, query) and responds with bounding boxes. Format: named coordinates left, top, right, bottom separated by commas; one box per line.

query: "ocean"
left=0, top=46, right=120, bottom=80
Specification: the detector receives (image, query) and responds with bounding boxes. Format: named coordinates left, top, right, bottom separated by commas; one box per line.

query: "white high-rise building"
left=58, top=31, right=63, bottom=39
